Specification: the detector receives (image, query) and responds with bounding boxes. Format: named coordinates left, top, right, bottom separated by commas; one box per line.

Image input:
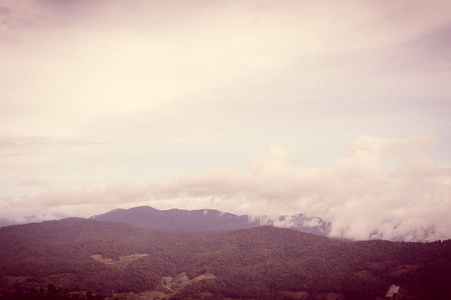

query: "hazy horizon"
left=1, top=0, right=451, bottom=241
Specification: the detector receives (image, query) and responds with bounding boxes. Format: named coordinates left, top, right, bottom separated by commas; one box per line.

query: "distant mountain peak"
left=91, top=206, right=330, bottom=235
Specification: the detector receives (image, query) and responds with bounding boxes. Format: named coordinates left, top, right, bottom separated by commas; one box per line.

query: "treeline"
left=0, top=284, right=106, bottom=300
left=1, top=219, right=451, bottom=299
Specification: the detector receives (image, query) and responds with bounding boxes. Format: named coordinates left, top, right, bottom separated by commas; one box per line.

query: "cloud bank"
left=1, top=1, right=450, bottom=242
left=1, top=136, right=450, bottom=242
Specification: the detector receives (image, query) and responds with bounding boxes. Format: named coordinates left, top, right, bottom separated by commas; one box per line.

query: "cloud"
left=0, top=136, right=105, bottom=156
left=0, top=180, right=149, bottom=222
left=141, top=136, right=451, bottom=241
left=1, top=136, right=449, bottom=241
left=17, top=178, right=51, bottom=187
left=249, top=145, right=299, bottom=177
left=0, top=1, right=450, bottom=242
left=345, top=136, right=440, bottom=157
left=33, top=180, right=148, bottom=207
left=1, top=0, right=450, bottom=150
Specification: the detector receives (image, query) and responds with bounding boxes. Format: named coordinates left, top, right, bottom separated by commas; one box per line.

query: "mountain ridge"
left=90, top=205, right=331, bottom=235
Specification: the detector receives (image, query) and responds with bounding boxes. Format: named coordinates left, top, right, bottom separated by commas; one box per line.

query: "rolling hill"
left=0, top=218, right=450, bottom=299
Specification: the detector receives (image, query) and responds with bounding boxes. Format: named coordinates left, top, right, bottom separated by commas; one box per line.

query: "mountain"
left=92, top=206, right=257, bottom=232
left=1, top=218, right=450, bottom=300
left=91, top=206, right=331, bottom=235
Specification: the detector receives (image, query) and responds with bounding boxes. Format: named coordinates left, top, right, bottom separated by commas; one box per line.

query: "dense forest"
left=0, top=218, right=450, bottom=299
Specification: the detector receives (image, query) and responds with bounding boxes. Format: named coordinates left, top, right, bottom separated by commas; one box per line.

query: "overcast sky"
left=1, top=0, right=451, bottom=241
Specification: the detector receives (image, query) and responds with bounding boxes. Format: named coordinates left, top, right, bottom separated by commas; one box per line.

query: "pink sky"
left=1, top=0, right=451, bottom=241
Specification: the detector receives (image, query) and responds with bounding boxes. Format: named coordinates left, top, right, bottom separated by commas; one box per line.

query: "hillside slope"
left=0, top=218, right=450, bottom=299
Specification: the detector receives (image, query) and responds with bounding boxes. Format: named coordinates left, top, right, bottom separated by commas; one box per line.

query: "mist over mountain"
left=91, top=206, right=331, bottom=236
left=0, top=219, right=16, bottom=227
left=0, top=216, right=45, bottom=228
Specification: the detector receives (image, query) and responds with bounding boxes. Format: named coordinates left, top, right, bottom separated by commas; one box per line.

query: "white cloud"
left=1, top=136, right=450, bottom=241
left=0, top=1, right=450, bottom=241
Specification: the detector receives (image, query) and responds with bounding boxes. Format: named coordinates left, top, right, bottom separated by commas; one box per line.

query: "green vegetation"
left=0, top=218, right=450, bottom=299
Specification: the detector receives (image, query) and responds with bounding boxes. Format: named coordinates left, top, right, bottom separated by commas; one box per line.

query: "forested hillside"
left=0, top=218, right=450, bottom=300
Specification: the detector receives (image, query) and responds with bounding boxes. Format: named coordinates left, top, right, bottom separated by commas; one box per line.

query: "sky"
left=1, top=0, right=451, bottom=241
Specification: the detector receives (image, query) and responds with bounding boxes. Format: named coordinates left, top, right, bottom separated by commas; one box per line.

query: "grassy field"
left=91, top=253, right=148, bottom=268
